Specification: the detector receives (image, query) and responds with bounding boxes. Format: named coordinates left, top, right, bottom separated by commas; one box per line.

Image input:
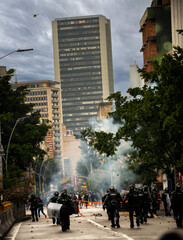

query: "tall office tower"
left=52, top=15, right=114, bottom=136
left=12, top=80, right=62, bottom=160
left=139, top=0, right=172, bottom=72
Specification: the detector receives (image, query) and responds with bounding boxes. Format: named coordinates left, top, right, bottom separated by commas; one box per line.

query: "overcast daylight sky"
left=0, top=0, right=152, bottom=95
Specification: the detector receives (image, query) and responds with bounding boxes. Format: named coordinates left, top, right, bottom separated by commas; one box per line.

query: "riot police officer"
left=143, top=185, right=153, bottom=220
left=49, top=191, right=59, bottom=224
left=103, top=186, right=122, bottom=228
left=138, top=187, right=145, bottom=224
left=171, top=184, right=183, bottom=228
left=123, top=184, right=140, bottom=228
left=162, top=187, right=171, bottom=216
left=102, top=188, right=111, bottom=220
left=29, top=193, right=38, bottom=222
left=151, top=187, right=159, bottom=216
left=57, top=189, right=75, bottom=232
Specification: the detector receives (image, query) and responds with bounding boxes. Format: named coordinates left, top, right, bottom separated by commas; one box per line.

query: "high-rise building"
left=52, top=15, right=114, bottom=135
left=139, top=0, right=172, bottom=71
left=12, top=80, right=62, bottom=160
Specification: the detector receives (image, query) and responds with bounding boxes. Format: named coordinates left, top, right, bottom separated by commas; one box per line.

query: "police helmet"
left=61, top=189, right=67, bottom=196
left=175, top=184, right=181, bottom=192
left=129, top=184, right=135, bottom=191
left=139, top=187, right=143, bottom=193
left=54, top=191, right=59, bottom=197
left=109, top=186, right=116, bottom=192
left=165, top=187, right=169, bottom=193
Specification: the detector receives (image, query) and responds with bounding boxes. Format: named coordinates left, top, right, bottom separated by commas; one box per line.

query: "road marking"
left=11, top=222, right=23, bottom=240
left=87, top=219, right=134, bottom=240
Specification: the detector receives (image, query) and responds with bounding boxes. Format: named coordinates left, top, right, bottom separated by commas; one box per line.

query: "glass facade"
left=53, top=16, right=114, bottom=135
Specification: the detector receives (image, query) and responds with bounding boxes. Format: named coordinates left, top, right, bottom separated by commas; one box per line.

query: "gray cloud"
left=0, top=0, right=152, bottom=95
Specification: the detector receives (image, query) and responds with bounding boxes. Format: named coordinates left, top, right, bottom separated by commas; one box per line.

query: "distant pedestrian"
left=37, top=196, right=47, bottom=218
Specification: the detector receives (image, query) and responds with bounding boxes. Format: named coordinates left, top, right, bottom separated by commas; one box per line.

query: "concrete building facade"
left=52, top=15, right=114, bottom=136
left=171, top=0, right=183, bottom=48
left=97, top=102, right=112, bottom=121
left=12, top=80, right=62, bottom=160
left=129, top=64, right=144, bottom=89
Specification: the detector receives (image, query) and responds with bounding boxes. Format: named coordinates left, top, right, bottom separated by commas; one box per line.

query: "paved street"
left=4, top=206, right=180, bottom=240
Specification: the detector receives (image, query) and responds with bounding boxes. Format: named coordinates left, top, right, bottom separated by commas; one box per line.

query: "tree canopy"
left=89, top=46, right=183, bottom=182
left=0, top=69, right=50, bottom=188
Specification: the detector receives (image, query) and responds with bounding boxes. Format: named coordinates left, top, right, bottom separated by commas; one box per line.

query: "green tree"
left=92, top=46, right=183, bottom=183
left=0, top=69, right=50, bottom=188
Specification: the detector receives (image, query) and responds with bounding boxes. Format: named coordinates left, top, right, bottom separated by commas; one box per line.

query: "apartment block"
left=12, top=80, right=62, bottom=160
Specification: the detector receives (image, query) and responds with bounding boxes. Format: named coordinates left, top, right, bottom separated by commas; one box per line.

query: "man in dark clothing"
left=103, top=186, right=122, bottom=228
left=143, top=185, right=153, bottom=220
left=102, top=188, right=111, bottom=220
left=57, top=189, right=75, bottom=232
left=49, top=191, right=59, bottom=224
left=29, top=194, right=38, bottom=222
left=123, top=184, right=140, bottom=228
left=83, top=192, right=89, bottom=209
left=171, top=184, right=183, bottom=228
left=151, top=187, right=159, bottom=216
left=37, top=196, right=47, bottom=218
left=138, top=187, right=145, bottom=224
left=162, top=187, right=171, bottom=216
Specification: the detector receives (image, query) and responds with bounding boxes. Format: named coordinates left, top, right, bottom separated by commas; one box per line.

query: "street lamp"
left=0, top=49, right=33, bottom=60
left=5, top=116, right=29, bottom=172
left=0, top=122, right=5, bottom=189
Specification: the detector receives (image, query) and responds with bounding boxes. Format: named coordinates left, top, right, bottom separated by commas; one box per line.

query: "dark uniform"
left=102, top=188, right=111, bottom=220
left=29, top=194, right=38, bottom=222
left=124, top=184, right=140, bottom=228
left=138, top=187, right=145, bottom=224
left=49, top=191, right=59, bottom=224
left=171, top=184, right=183, bottom=228
left=103, top=186, right=122, bottom=228
left=162, top=187, right=171, bottom=216
left=143, top=185, right=153, bottom=219
left=151, top=188, right=159, bottom=216
left=57, top=189, right=75, bottom=232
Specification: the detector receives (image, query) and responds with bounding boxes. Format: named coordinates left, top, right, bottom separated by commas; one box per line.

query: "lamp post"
left=0, top=122, right=5, bottom=189
left=5, top=116, right=28, bottom=172
left=0, top=48, right=33, bottom=60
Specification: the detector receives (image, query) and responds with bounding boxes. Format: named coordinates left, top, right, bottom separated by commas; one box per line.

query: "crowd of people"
left=28, top=183, right=183, bottom=231
left=102, top=183, right=183, bottom=229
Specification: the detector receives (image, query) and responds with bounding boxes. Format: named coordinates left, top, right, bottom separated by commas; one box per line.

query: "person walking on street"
left=123, top=184, right=140, bottom=228
left=151, top=187, right=159, bottom=216
left=49, top=191, right=59, bottom=224
left=29, top=193, right=39, bottom=222
left=171, top=184, right=183, bottom=228
left=102, top=188, right=111, bottom=221
left=37, top=196, right=47, bottom=218
left=103, top=186, right=122, bottom=228
left=162, top=187, right=171, bottom=216
left=57, top=189, right=75, bottom=232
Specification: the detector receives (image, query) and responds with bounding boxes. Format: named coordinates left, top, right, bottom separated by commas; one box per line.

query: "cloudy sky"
left=0, top=0, right=152, bottom=95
